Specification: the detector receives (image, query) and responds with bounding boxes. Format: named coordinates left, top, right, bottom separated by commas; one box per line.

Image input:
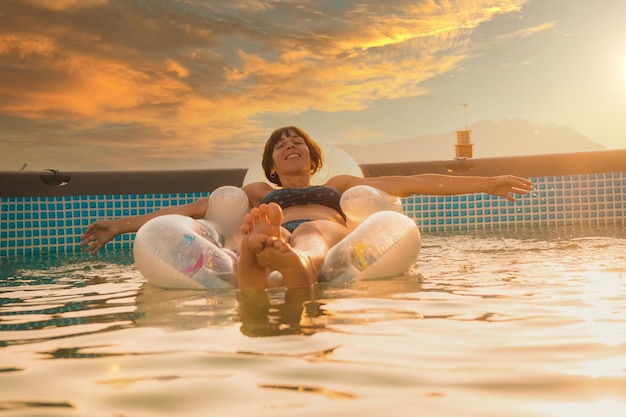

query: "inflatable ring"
left=321, top=208, right=421, bottom=283
left=133, top=214, right=238, bottom=290
left=133, top=148, right=422, bottom=290
left=133, top=186, right=248, bottom=290
left=320, top=185, right=421, bottom=282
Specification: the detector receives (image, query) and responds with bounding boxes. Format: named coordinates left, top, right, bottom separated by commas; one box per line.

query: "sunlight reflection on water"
left=1, top=226, right=625, bottom=416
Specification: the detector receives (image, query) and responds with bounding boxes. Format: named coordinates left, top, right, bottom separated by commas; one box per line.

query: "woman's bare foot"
left=236, top=203, right=285, bottom=290
left=241, top=203, right=317, bottom=289
left=244, top=203, right=315, bottom=288
left=256, top=239, right=318, bottom=289
left=241, top=203, right=283, bottom=253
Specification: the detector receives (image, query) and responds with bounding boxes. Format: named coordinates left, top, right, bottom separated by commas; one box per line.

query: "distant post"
left=455, top=103, right=474, bottom=159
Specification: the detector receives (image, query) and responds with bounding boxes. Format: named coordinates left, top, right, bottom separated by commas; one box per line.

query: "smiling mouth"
left=285, top=153, right=300, bottom=160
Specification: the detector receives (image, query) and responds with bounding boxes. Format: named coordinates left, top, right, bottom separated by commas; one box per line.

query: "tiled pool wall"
left=409, top=172, right=625, bottom=231
left=1, top=172, right=625, bottom=257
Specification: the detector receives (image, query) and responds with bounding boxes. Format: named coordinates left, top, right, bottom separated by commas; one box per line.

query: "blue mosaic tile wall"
left=407, top=172, right=626, bottom=232
left=1, top=173, right=625, bottom=257
left=1, top=192, right=208, bottom=257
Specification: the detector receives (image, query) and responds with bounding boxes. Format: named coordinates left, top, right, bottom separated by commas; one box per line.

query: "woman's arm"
left=80, top=197, right=210, bottom=254
left=241, top=182, right=275, bottom=207
left=328, top=174, right=533, bottom=202
left=80, top=181, right=273, bottom=255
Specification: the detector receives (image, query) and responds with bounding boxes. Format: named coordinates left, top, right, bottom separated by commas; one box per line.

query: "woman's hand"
left=486, top=175, right=533, bottom=202
left=80, top=220, right=122, bottom=255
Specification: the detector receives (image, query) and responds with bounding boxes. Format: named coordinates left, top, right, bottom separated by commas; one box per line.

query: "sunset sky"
left=1, top=0, right=625, bottom=171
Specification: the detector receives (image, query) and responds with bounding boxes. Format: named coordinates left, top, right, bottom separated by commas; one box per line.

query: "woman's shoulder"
left=324, top=175, right=365, bottom=192
left=241, top=182, right=274, bottom=205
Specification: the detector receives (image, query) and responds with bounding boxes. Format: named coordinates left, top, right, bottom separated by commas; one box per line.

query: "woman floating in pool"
left=81, top=126, right=533, bottom=289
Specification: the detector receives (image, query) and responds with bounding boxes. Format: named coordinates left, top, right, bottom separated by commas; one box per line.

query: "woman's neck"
left=279, top=174, right=312, bottom=189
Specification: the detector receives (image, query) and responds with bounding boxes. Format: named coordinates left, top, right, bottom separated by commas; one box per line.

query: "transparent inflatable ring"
left=133, top=147, right=421, bottom=289
left=133, top=185, right=247, bottom=290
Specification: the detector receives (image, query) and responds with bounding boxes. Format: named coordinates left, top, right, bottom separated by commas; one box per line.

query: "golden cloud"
left=0, top=0, right=536, bottom=169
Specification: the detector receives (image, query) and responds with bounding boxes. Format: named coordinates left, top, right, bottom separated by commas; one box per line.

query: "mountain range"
left=337, top=118, right=605, bottom=164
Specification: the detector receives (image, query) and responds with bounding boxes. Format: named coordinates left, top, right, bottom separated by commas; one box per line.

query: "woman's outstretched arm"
left=328, top=174, right=533, bottom=202
left=80, top=197, right=210, bottom=255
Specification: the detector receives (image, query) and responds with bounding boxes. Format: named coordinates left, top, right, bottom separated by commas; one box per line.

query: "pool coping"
left=2, top=149, right=626, bottom=198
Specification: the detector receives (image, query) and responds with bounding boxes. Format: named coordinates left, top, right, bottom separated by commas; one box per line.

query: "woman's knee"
left=292, top=220, right=347, bottom=243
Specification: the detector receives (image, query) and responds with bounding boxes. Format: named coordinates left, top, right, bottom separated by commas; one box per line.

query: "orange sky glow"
left=1, top=0, right=625, bottom=171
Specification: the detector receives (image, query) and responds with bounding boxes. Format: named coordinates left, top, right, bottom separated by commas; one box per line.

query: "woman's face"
left=271, top=129, right=312, bottom=176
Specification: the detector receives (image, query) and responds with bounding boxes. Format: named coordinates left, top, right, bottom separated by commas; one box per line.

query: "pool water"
left=1, top=226, right=626, bottom=416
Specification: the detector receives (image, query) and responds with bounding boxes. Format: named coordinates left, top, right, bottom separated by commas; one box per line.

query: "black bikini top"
left=260, top=185, right=346, bottom=221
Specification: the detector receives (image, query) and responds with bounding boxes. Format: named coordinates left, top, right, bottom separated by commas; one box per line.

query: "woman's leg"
left=286, top=220, right=349, bottom=276
left=254, top=204, right=349, bottom=288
